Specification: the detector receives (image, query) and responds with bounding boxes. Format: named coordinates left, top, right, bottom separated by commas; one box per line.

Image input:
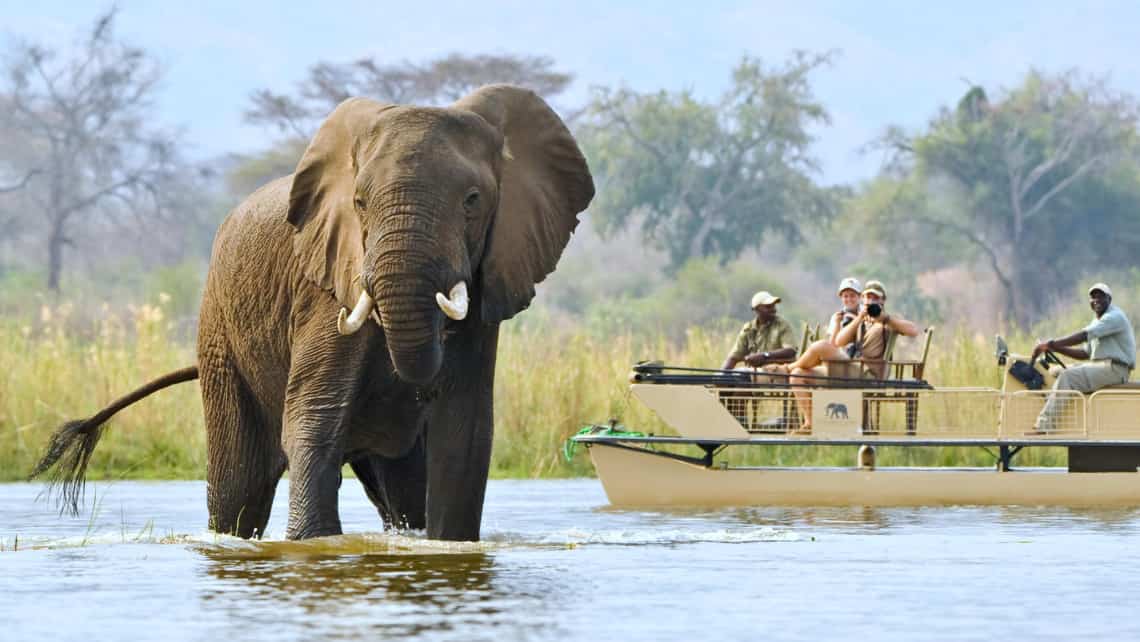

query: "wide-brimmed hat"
left=751, top=291, right=781, bottom=308
left=836, top=277, right=862, bottom=296
left=1088, top=282, right=1113, bottom=297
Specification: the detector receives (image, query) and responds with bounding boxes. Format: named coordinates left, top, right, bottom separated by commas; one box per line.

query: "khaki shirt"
left=856, top=321, right=890, bottom=379
left=729, top=316, right=796, bottom=362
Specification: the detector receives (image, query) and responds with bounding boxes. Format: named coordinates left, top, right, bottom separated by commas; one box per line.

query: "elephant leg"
left=424, top=328, right=497, bottom=541
left=281, top=324, right=369, bottom=540
left=283, top=420, right=346, bottom=540
left=202, top=359, right=285, bottom=539
left=349, top=435, right=428, bottom=531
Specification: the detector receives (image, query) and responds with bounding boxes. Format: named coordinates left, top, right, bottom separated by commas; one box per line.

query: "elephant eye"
left=463, top=190, right=480, bottom=213
left=354, top=196, right=366, bottom=211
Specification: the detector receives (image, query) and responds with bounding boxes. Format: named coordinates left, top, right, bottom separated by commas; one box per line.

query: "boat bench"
left=823, top=327, right=936, bottom=435
left=1106, top=382, right=1140, bottom=390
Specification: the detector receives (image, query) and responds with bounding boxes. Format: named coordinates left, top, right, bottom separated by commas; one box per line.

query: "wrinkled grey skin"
left=197, top=85, right=593, bottom=540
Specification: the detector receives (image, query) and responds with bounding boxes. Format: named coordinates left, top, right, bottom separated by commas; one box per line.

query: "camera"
left=865, top=302, right=882, bottom=318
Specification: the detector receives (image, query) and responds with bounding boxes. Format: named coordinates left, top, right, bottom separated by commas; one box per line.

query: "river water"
left=2, top=479, right=1139, bottom=641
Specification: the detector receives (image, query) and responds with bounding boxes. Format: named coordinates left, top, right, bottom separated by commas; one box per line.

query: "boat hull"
left=588, top=442, right=1140, bottom=507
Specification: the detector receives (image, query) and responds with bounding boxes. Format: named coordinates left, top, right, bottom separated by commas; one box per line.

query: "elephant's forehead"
left=375, top=106, right=499, bottom=150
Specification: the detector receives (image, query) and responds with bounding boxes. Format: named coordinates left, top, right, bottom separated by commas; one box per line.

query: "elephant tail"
left=29, top=365, right=200, bottom=514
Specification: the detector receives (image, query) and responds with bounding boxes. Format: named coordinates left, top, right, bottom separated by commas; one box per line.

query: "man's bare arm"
left=744, top=346, right=797, bottom=366
left=1033, top=331, right=1090, bottom=361
left=834, top=313, right=863, bottom=347
left=882, top=315, right=919, bottom=337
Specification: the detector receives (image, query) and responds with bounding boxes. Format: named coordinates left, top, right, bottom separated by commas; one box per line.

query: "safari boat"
left=571, top=337, right=1140, bottom=507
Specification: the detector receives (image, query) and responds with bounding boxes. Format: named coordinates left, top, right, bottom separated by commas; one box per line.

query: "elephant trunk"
left=369, top=211, right=460, bottom=385
left=373, top=276, right=443, bottom=384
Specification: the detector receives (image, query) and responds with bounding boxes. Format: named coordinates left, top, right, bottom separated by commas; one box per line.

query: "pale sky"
left=6, top=0, right=1139, bottom=185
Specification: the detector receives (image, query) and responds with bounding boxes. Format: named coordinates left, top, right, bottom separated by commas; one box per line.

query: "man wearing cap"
left=827, top=277, right=862, bottom=349
left=721, top=291, right=797, bottom=370
left=1033, top=283, right=1136, bottom=433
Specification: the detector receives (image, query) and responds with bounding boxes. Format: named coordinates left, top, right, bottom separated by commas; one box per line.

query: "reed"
left=0, top=301, right=1083, bottom=481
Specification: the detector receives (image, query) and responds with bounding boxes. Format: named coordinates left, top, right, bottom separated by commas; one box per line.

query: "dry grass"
left=1, top=301, right=1078, bottom=481
left=0, top=300, right=204, bottom=481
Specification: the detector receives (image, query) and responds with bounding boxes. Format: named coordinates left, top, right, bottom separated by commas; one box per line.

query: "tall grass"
left=1, top=301, right=203, bottom=481
left=0, top=301, right=1098, bottom=482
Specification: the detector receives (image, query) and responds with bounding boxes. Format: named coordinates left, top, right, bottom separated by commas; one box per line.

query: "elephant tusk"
left=337, top=290, right=375, bottom=335
left=435, top=281, right=469, bottom=321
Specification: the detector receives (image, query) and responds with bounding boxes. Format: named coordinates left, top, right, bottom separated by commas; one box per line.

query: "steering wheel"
left=1041, top=350, right=1067, bottom=370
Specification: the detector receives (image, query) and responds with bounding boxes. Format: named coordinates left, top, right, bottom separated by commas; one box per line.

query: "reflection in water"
left=632, top=504, right=1140, bottom=538
left=729, top=506, right=897, bottom=532
left=196, top=545, right=557, bottom=640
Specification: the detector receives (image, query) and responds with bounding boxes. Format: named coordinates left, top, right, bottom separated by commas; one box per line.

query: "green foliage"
left=876, top=69, right=1140, bottom=327
left=580, top=52, right=841, bottom=270
left=142, top=260, right=206, bottom=320
left=577, top=256, right=808, bottom=343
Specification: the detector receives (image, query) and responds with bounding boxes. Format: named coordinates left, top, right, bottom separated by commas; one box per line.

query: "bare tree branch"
left=0, top=9, right=191, bottom=290
left=0, top=169, right=41, bottom=193
left=245, top=52, right=575, bottom=138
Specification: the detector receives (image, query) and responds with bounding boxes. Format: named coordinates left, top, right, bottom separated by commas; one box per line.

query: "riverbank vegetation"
left=2, top=295, right=1119, bottom=482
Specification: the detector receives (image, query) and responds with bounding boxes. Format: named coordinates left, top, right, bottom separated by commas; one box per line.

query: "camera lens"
left=867, top=303, right=882, bottom=317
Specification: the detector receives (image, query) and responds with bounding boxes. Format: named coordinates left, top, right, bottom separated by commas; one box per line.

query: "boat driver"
left=1032, top=282, right=1135, bottom=433
left=721, top=291, right=797, bottom=370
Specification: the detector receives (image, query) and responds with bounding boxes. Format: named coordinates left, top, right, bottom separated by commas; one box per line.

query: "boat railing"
left=1000, top=390, right=1086, bottom=438
left=626, top=376, right=1140, bottom=442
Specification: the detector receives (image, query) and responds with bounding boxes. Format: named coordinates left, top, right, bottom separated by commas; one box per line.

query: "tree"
left=882, top=70, right=1140, bottom=326
left=244, top=53, right=574, bottom=139
left=578, top=51, right=840, bottom=270
left=1, top=10, right=187, bottom=291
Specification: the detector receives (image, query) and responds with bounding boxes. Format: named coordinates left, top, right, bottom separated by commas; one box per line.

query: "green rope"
left=562, top=421, right=645, bottom=462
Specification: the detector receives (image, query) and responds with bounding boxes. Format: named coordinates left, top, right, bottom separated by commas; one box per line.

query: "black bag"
left=1009, top=359, right=1044, bottom=390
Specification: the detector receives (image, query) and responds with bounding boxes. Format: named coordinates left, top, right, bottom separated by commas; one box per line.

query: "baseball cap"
left=751, top=291, right=781, bottom=308
left=836, top=277, right=862, bottom=296
left=863, top=280, right=886, bottom=298
left=1088, top=282, right=1113, bottom=297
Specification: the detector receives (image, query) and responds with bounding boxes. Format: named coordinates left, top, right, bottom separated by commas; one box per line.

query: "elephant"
left=825, top=403, right=848, bottom=420
left=31, top=84, right=595, bottom=542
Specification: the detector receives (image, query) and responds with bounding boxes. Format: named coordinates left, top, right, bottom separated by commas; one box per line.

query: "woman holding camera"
left=773, top=280, right=919, bottom=431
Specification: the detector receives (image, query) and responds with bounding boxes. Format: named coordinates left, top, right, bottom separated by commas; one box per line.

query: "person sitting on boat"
left=720, top=291, right=797, bottom=370
left=773, top=280, right=919, bottom=431
left=1032, top=282, right=1135, bottom=433
left=827, top=277, right=862, bottom=354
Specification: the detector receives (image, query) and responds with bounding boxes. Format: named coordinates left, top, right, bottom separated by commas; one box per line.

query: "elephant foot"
left=285, top=517, right=344, bottom=540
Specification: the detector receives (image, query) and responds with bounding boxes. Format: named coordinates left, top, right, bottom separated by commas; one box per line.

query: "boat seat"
left=1105, top=382, right=1140, bottom=390
left=822, top=327, right=935, bottom=383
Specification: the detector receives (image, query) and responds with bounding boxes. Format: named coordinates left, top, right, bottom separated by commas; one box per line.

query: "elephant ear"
left=287, top=97, right=390, bottom=306
left=453, top=85, right=595, bottom=323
